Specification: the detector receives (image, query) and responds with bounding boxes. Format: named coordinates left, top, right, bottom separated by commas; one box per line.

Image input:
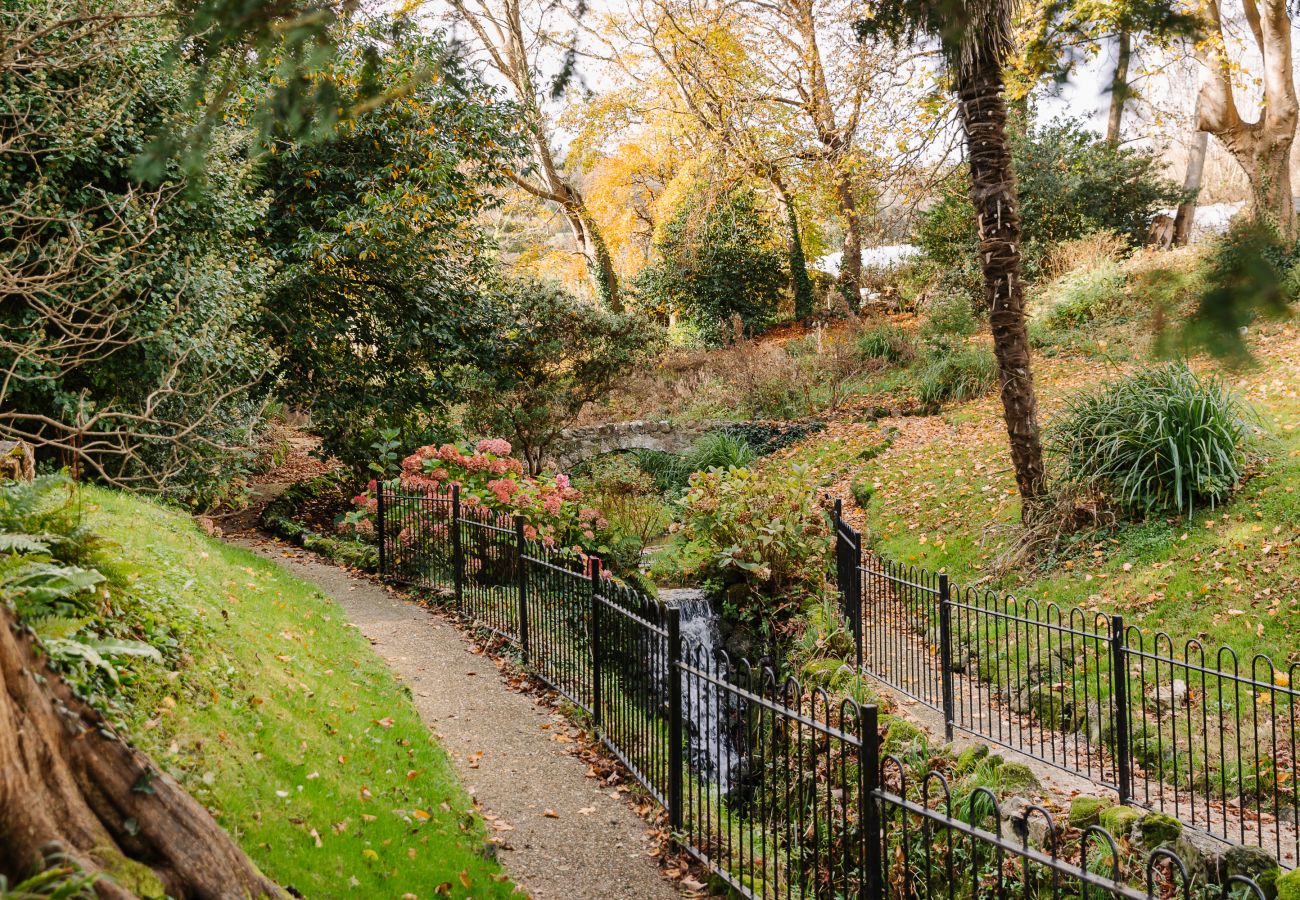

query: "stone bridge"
left=547, top=420, right=717, bottom=471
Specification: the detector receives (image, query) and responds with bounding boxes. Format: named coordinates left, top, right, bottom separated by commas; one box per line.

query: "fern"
left=25, top=614, right=91, bottom=640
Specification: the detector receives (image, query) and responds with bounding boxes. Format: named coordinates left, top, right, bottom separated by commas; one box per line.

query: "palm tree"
left=860, top=0, right=1047, bottom=514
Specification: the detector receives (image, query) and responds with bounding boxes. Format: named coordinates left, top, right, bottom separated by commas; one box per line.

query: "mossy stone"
left=801, top=657, right=854, bottom=691
left=1225, top=846, right=1282, bottom=900
left=1137, top=811, right=1182, bottom=848
left=881, top=717, right=926, bottom=756
left=995, top=762, right=1040, bottom=794
left=1098, top=804, right=1140, bottom=837
left=955, top=743, right=989, bottom=776
left=1275, top=867, right=1300, bottom=900
left=1067, top=796, right=1111, bottom=828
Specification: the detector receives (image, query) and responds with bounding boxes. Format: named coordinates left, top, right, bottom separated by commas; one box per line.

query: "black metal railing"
left=377, top=481, right=1276, bottom=896
left=833, top=508, right=1300, bottom=869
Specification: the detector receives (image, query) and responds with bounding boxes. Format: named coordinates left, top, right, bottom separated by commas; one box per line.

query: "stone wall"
left=547, top=420, right=717, bottom=471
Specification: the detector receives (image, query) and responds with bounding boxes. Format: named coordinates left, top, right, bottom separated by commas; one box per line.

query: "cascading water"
left=659, top=588, right=741, bottom=793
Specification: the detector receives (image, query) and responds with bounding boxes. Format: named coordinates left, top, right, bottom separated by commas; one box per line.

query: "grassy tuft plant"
left=634, top=430, right=758, bottom=495
left=916, top=347, right=998, bottom=406
left=856, top=323, right=917, bottom=364
left=1049, top=362, right=1250, bottom=517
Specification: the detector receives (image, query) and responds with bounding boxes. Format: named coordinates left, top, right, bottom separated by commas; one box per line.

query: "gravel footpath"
left=239, top=535, right=681, bottom=900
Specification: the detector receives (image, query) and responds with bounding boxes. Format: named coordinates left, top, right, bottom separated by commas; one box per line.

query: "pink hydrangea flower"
left=555, top=473, right=571, bottom=490
left=476, top=438, right=513, bottom=456
left=543, top=494, right=562, bottom=515
left=523, top=524, right=538, bottom=540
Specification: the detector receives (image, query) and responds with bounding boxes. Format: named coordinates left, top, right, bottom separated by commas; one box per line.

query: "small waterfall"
left=659, top=588, right=741, bottom=793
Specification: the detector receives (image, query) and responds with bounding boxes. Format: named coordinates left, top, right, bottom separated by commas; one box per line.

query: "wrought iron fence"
left=376, top=482, right=1270, bottom=897
left=833, top=507, right=1300, bottom=869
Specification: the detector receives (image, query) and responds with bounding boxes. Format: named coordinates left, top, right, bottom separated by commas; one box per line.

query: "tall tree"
left=1173, top=92, right=1210, bottom=245
left=862, top=0, right=1048, bottom=512
left=734, top=0, right=880, bottom=306
left=618, top=0, right=816, bottom=317
left=259, top=21, right=524, bottom=469
left=448, top=0, right=623, bottom=309
left=1015, top=0, right=1199, bottom=147
left=1196, top=0, right=1298, bottom=237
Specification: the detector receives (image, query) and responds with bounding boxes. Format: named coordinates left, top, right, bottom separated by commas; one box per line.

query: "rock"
left=801, top=658, right=855, bottom=691
left=1068, top=796, right=1111, bottom=828
left=881, top=717, right=927, bottom=757
left=1136, top=811, right=1182, bottom=848
left=995, top=762, right=1041, bottom=795
left=997, top=796, right=1055, bottom=850
left=1082, top=698, right=1117, bottom=746
left=1224, top=846, right=1282, bottom=899
left=1171, top=834, right=1212, bottom=886
left=954, top=744, right=989, bottom=776
left=1099, top=805, right=1140, bottom=838
left=1276, top=867, right=1300, bottom=900
left=1154, top=679, right=1189, bottom=712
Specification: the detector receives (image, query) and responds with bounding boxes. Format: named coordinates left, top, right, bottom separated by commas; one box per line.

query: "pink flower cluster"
left=345, top=436, right=617, bottom=567
left=476, top=438, right=513, bottom=456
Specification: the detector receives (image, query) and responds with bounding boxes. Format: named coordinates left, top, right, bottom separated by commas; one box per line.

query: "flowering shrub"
left=340, top=438, right=611, bottom=557
left=676, top=463, right=830, bottom=639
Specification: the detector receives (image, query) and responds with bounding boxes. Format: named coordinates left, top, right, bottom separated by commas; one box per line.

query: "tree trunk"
left=0, top=605, right=284, bottom=898
left=956, top=50, right=1048, bottom=514
left=1198, top=0, right=1298, bottom=239
left=783, top=196, right=815, bottom=321
left=834, top=171, right=863, bottom=312
left=581, top=212, right=623, bottom=313
left=1173, top=127, right=1208, bottom=245
left=1106, top=29, right=1132, bottom=147
left=558, top=193, right=623, bottom=312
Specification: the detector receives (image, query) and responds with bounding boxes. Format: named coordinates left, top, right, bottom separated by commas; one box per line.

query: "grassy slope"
left=84, top=487, right=514, bottom=898
left=785, top=320, right=1300, bottom=665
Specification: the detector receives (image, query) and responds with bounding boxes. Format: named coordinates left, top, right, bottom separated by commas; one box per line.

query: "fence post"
left=515, top=515, right=529, bottom=660
left=851, top=529, right=863, bottom=672
left=451, top=484, right=463, bottom=612
left=376, top=481, right=387, bottom=578
left=938, top=573, right=955, bottom=742
left=590, top=558, right=603, bottom=730
left=863, top=703, right=884, bottom=900
left=667, top=606, right=684, bottom=833
left=1110, top=614, right=1132, bottom=805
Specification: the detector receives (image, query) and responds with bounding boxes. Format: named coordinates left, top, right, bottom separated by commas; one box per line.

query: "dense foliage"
left=1049, top=362, right=1250, bottom=516
left=675, top=464, right=830, bottom=642
left=464, top=279, right=660, bottom=472
left=917, top=119, right=1183, bottom=284
left=0, top=476, right=196, bottom=717
left=259, top=22, right=524, bottom=471
left=1, top=10, right=271, bottom=501
left=636, top=185, right=787, bottom=344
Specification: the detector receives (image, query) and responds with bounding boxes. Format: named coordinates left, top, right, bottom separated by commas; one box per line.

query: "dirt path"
left=238, top=534, right=681, bottom=900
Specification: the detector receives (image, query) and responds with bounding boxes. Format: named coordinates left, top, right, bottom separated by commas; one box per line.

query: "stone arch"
left=546, top=420, right=717, bottom=471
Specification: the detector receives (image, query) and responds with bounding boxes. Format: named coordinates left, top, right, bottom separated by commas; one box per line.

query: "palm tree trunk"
left=957, top=49, right=1048, bottom=513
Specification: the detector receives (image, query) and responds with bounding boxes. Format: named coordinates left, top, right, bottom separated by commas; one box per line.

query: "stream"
left=658, top=588, right=741, bottom=793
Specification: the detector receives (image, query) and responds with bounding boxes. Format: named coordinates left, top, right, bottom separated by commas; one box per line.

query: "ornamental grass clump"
left=1049, top=362, right=1250, bottom=517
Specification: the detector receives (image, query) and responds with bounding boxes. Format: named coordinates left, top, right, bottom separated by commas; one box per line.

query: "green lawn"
left=772, top=320, right=1300, bottom=666
left=84, top=487, right=515, bottom=898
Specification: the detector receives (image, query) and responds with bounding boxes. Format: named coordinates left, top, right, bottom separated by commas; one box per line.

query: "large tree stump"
left=0, top=604, right=285, bottom=898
